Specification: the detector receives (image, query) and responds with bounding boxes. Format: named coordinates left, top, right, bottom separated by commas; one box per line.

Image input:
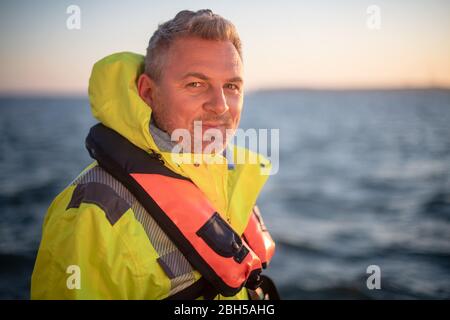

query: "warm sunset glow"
left=1, top=0, right=449, bottom=95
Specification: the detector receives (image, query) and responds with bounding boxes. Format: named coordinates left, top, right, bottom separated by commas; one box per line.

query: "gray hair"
left=144, top=9, right=242, bottom=82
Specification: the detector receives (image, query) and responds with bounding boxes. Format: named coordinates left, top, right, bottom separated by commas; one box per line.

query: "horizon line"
left=1, top=85, right=450, bottom=99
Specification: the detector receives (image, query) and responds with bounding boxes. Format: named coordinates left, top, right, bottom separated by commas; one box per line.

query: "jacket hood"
left=88, top=52, right=159, bottom=160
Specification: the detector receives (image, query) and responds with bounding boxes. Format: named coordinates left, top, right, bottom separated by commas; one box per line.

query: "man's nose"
left=203, top=87, right=229, bottom=115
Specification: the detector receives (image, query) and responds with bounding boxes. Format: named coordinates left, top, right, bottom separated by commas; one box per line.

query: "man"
left=31, top=9, right=276, bottom=300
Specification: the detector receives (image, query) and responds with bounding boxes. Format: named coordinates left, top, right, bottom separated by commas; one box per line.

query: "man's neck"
left=149, top=119, right=176, bottom=152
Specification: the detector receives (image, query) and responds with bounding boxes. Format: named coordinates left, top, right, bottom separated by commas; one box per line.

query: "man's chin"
left=192, top=140, right=227, bottom=155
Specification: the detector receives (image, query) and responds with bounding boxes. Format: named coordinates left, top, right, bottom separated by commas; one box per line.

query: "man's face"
left=141, top=37, right=244, bottom=153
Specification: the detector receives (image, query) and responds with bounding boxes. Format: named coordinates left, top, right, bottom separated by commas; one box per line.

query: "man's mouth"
left=201, top=122, right=225, bottom=130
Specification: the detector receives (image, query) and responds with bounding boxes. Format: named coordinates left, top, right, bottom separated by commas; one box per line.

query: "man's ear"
left=137, top=73, right=157, bottom=107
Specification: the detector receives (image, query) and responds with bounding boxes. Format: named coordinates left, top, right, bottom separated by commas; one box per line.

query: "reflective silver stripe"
left=71, top=165, right=196, bottom=296
left=157, top=250, right=193, bottom=279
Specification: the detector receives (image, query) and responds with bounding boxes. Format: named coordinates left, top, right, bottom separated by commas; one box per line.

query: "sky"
left=0, top=0, right=449, bottom=95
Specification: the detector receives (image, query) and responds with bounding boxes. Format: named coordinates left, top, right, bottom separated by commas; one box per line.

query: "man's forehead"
left=166, top=37, right=243, bottom=78
left=180, top=71, right=243, bottom=83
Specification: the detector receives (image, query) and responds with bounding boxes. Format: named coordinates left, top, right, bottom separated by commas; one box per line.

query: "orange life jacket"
left=243, top=206, right=276, bottom=269
left=86, top=123, right=275, bottom=297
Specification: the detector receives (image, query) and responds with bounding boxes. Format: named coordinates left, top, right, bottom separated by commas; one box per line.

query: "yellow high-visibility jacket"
left=31, top=52, right=272, bottom=299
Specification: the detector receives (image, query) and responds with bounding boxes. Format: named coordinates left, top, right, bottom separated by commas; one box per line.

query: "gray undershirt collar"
left=149, top=119, right=176, bottom=152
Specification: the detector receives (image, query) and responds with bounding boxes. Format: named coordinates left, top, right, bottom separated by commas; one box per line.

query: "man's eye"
left=187, top=82, right=202, bottom=88
left=225, top=83, right=239, bottom=91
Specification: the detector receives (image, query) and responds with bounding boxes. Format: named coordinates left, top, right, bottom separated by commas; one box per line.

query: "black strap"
left=164, top=278, right=218, bottom=300
left=259, top=275, right=281, bottom=300
left=87, top=123, right=189, bottom=180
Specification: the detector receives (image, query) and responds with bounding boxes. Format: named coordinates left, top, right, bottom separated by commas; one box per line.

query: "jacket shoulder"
left=32, top=164, right=169, bottom=299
